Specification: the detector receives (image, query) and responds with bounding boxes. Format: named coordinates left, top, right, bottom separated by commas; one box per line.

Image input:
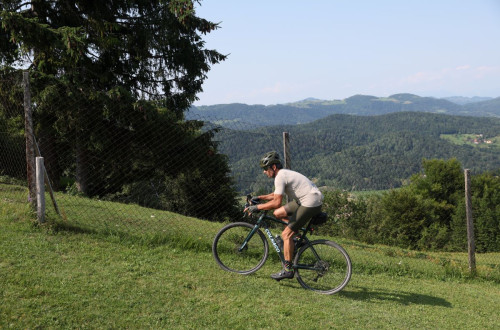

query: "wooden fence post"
left=283, top=132, right=291, bottom=203
left=283, top=132, right=291, bottom=170
left=23, top=71, right=36, bottom=209
left=464, top=169, right=476, bottom=274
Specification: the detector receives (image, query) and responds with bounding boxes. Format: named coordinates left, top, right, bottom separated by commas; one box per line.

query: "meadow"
left=1, top=183, right=499, bottom=329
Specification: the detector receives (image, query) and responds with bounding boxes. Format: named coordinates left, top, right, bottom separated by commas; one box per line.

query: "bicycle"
left=212, top=195, right=352, bottom=294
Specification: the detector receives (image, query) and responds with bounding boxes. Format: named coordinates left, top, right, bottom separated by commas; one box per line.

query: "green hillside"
left=188, top=94, right=500, bottom=128
left=2, top=186, right=500, bottom=328
left=216, top=112, right=500, bottom=193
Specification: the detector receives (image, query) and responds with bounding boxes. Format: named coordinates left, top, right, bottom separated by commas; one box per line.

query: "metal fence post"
left=464, top=169, right=476, bottom=274
left=23, top=71, right=36, bottom=209
left=36, top=157, right=46, bottom=223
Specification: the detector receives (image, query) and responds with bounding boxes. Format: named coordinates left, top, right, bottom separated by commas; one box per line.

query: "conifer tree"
left=1, top=1, right=239, bottom=220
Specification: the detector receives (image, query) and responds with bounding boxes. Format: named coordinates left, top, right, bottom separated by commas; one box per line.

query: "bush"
left=319, top=189, right=371, bottom=242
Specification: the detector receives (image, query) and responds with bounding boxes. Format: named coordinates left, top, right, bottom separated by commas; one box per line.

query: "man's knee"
left=273, top=207, right=287, bottom=219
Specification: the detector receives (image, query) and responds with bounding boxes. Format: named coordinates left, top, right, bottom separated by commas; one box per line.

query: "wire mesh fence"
left=1, top=70, right=499, bottom=282
left=1, top=71, right=27, bottom=208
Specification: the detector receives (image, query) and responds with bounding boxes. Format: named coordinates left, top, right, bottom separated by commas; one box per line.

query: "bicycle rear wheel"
left=294, top=239, right=351, bottom=294
left=212, top=222, right=269, bottom=275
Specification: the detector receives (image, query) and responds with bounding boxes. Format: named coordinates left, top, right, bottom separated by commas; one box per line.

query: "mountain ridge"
left=189, top=93, right=500, bottom=128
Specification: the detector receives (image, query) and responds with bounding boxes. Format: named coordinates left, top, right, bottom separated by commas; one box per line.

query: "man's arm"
left=245, top=193, right=283, bottom=214
left=258, top=193, right=283, bottom=211
left=258, top=193, right=275, bottom=201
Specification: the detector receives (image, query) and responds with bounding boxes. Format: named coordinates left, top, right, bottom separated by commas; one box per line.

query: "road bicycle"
left=212, top=195, right=352, bottom=294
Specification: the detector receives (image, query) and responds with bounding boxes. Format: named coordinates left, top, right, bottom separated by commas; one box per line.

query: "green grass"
left=1, top=183, right=500, bottom=328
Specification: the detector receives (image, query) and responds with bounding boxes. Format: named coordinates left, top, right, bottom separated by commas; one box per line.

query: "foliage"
left=0, top=68, right=24, bottom=179
left=318, top=190, right=370, bottom=242
left=0, top=1, right=240, bottom=220
left=222, top=112, right=500, bottom=193
left=450, top=170, right=500, bottom=252
left=316, top=160, right=500, bottom=253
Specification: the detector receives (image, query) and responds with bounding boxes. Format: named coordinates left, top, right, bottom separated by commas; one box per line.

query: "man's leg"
left=282, top=226, right=295, bottom=262
left=271, top=206, right=296, bottom=281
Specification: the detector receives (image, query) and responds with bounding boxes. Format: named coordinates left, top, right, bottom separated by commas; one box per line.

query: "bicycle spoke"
left=212, top=222, right=268, bottom=274
left=294, top=240, right=351, bottom=294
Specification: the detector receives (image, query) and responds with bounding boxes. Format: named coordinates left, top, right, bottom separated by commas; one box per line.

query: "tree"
left=377, top=188, right=440, bottom=250
left=1, top=1, right=240, bottom=220
left=411, top=158, right=464, bottom=206
left=1, top=0, right=224, bottom=103
left=0, top=68, right=25, bottom=180
left=450, top=171, right=500, bottom=252
left=374, top=159, right=464, bottom=250
left=1, top=0, right=226, bottom=192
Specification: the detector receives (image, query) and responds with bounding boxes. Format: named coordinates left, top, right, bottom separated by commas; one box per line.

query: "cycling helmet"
left=260, top=151, right=281, bottom=169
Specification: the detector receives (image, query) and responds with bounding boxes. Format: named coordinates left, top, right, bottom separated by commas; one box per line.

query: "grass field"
left=1, top=183, right=500, bottom=328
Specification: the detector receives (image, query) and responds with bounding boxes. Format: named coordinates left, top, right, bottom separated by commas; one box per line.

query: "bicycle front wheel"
left=294, top=239, right=352, bottom=294
left=212, top=222, right=269, bottom=275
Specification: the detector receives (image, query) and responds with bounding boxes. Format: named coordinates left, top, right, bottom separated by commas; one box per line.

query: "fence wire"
left=1, top=70, right=499, bottom=282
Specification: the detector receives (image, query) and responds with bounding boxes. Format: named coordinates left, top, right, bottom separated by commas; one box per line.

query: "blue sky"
left=193, top=0, right=500, bottom=106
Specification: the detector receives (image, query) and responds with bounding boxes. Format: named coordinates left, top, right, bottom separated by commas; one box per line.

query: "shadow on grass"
left=339, top=286, right=452, bottom=307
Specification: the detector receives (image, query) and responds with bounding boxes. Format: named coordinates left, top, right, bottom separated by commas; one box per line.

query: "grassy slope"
left=1, top=187, right=500, bottom=328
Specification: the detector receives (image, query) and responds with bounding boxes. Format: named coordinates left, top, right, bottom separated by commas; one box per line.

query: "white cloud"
left=455, top=65, right=471, bottom=71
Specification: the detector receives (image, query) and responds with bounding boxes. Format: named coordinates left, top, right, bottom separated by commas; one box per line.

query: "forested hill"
left=188, top=93, right=500, bottom=128
left=217, top=112, right=500, bottom=193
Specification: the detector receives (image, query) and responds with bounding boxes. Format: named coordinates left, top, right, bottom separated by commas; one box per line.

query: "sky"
left=193, top=0, right=500, bottom=106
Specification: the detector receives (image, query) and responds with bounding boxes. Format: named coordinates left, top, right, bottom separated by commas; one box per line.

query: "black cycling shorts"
left=284, top=200, right=322, bottom=232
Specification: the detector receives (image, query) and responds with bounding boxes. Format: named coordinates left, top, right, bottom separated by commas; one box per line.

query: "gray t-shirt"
left=273, top=169, right=323, bottom=207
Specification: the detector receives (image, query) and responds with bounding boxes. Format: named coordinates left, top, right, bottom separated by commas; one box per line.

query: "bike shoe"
left=271, top=269, right=295, bottom=281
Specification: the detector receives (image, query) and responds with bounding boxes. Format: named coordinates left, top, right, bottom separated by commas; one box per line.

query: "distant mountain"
left=442, top=96, right=494, bottom=105
left=463, top=97, right=500, bottom=116
left=188, top=94, right=500, bottom=129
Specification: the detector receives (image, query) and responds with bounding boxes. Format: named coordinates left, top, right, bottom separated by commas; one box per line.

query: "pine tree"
left=1, top=1, right=239, bottom=220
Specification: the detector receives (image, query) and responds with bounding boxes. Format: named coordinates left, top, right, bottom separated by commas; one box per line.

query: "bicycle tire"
left=294, top=239, right=351, bottom=294
left=212, top=222, right=269, bottom=275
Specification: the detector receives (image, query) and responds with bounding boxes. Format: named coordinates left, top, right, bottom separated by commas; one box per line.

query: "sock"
left=284, top=260, right=293, bottom=272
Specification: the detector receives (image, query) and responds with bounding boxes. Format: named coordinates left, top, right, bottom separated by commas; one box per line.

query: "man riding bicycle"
left=245, top=151, right=324, bottom=281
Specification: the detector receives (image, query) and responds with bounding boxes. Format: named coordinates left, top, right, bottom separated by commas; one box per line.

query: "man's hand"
left=245, top=205, right=259, bottom=214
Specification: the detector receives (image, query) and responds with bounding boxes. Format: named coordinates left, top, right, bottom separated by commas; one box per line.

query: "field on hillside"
left=440, top=133, right=500, bottom=148
left=1, top=184, right=500, bottom=328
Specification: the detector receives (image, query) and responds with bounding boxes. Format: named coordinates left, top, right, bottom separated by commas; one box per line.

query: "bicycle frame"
left=240, top=211, right=312, bottom=265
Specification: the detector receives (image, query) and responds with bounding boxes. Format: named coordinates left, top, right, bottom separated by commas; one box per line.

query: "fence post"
left=36, top=157, right=46, bottom=223
left=34, top=138, right=63, bottom=218
left=23, top=71, right=36, bottom=209
left=283, top=132, right=291, bottom=170
left=464, top=169, right=476, bottom=274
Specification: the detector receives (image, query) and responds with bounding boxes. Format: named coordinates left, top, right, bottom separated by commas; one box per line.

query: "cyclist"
left=245, top=151, right=323, bottom=280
